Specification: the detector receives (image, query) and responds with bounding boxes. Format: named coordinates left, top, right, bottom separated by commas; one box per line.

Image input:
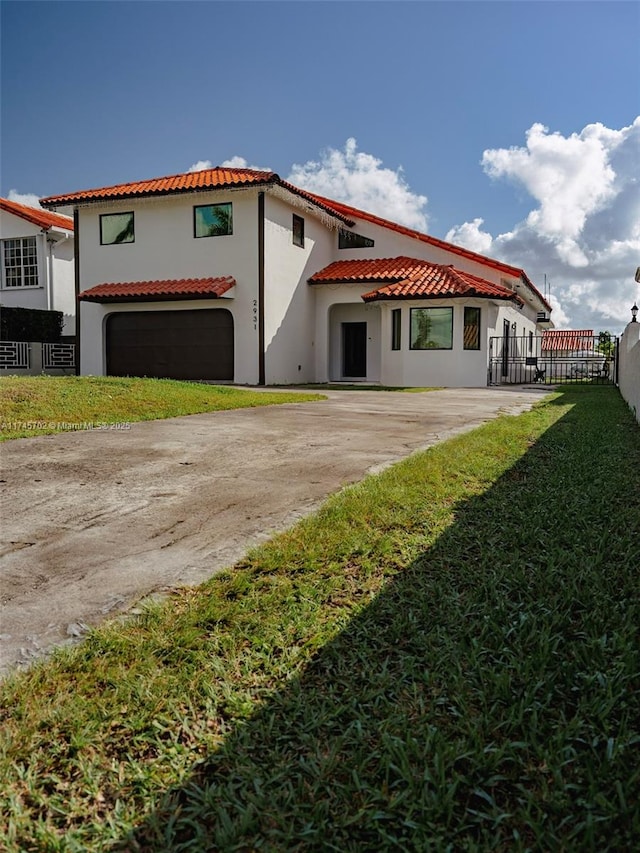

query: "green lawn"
left=1, top=386, right=639, bottom=851
left=0, top=376, right=325, bottom=440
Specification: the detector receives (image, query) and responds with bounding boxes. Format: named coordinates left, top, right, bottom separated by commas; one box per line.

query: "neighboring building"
left=40, top=167, right=552, bottom=386
left=542, top=329, right=595, bottom=356
left=0, top=198, right=75, bottom=335
left=540, top=328, right=606, bottom=380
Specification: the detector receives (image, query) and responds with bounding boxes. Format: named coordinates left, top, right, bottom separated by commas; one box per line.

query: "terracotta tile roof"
left=309, top=257, right=523, bottom=305
left=541, top=329, right=595, bottom=352
left=305, top=192, right=551, bottom=312
left=310, top=257, right=423, bottom=284
left=0, top=197, right=74, bottom=232
left=79, top=276, right=235, bottom=302
left=41, top=168, right=280, bottom=206
left=40, top=168, right=355, bottom=225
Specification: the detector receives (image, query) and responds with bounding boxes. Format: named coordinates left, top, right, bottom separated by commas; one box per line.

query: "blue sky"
left=2, top=1, right=639, bottom=332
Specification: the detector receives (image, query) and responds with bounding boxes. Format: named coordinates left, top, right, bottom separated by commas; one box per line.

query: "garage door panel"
left=106, top=309, right=234, bottom=381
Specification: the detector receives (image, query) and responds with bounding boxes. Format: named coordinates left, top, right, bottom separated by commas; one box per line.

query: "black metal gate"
left=488, top=333, right=618, bottom=386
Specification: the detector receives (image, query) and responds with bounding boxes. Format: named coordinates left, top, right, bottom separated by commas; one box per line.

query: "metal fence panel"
left=488, top=335, right=617, bottom=386
left=43, top=343, right=76, bottom=370
left=0, top=341, right=29, bottom=369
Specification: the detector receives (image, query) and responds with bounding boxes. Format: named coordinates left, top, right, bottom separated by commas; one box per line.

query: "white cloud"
left=7, top=190, right=43, bottom=209
left=447, top=118, right=640, bottom=333
left=187, top=156, right=272, bottom=172
left=220, top=156, right=271, bottom=171
left=482, top=122, right=620, bottom=241
left=547, top=293, right=571, bottom=328
left=445, top=218, right=493, bottom=254
left=287, top=138, right=429, bottom=232
left=186, top=142, right=428, bottom=230
left=188, top=160, right=213, bottom=172
left=220, top=156, right=248, bottom=169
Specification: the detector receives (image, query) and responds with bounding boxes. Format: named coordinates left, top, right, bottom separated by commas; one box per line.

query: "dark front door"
left=106, top=309, right=234, bottom=380
left=342, top=322, right=367, bottom=378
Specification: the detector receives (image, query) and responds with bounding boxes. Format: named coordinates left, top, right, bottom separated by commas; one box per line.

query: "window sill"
left=0, top=284, right=43, bottom=290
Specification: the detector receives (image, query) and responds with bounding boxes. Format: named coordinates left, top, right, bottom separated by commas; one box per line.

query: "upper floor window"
left=463, top=307, right=481, bottom=350
left=100, top=212, right=134, bottom=245
left=293, top=214, right=304, bottom=248
left=338, top=229, right=375, bottom=250
left=410, top=307, right=453, bottom=350
left=194, top=203, right=233, bottom=238
left=2, top=237, right=38, bottom=287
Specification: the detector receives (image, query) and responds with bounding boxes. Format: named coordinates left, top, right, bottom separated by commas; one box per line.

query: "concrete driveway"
left=0, top=386, right=549, bottom=675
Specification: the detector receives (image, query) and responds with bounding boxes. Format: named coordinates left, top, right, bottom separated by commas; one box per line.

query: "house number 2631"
left=253, top=299, right=258, bottom=330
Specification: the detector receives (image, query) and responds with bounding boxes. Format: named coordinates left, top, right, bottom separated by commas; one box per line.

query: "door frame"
left=341, top=321, right=367, bottom=378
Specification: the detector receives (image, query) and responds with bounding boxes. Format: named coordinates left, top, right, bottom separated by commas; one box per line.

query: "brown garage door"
left=106, top=309, right=234, bottom=380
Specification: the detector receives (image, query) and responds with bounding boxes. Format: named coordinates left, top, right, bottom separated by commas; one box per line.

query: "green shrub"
left=0, top=304, right=64, bottom=342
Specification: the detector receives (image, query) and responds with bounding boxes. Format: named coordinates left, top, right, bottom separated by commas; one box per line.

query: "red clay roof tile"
left=40, top=169, right=355, bottom=225
left=0, top=197, right=74, bottom=232
left=541, top=329, right=595, bottom=352
left=41, top=168, right=279, bottom=206
left=79, top=276, right=235, bottom=302
left=309, top=257, right=523, bottom=304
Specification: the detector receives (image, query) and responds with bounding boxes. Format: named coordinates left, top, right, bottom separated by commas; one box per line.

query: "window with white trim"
left=2, top=237, right=39, bottom=288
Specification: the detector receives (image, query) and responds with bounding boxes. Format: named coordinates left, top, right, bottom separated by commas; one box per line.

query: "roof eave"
left=362, top=291, right=524, bottom=304
left=520, top=272, right=552, bottom=313
left=275, top=181, right=355, bottom=227
left=79, top=291, right=231, bottom=303
left=41, top=177, right=280, bottom=210
left=0, top=200, right=74, bottom=232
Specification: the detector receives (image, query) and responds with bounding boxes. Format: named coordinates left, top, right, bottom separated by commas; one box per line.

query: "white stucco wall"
left=77, top=191, right=261, bottom=382
left=51, top=237, right=76, bottom=334
left=312, top=284, right=374, bottom=382
left=328, top=302, right=382, bottom=382
left=380, top=300, right=488, bottom=388
left=312, top=282, right=536, bottom=388
left=1, top=214, right=49, bottom=313
left=0, top=210, right=76, bottom=335
left=263, top=195, right=335, bottom=384
left=618, top=321, right=640, bottom=424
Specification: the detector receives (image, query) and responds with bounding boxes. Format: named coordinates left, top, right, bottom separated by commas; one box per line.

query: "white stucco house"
left=0, top=198, right=76, bottom=335
left=40, top=167, right=552, bottom=386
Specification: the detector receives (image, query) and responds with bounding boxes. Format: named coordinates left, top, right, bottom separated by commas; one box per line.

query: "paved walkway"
left=0, top=386, right=549, bottom=675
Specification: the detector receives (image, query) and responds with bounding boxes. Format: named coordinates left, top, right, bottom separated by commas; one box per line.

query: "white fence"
left=0, top=341, right=76, bottom=375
